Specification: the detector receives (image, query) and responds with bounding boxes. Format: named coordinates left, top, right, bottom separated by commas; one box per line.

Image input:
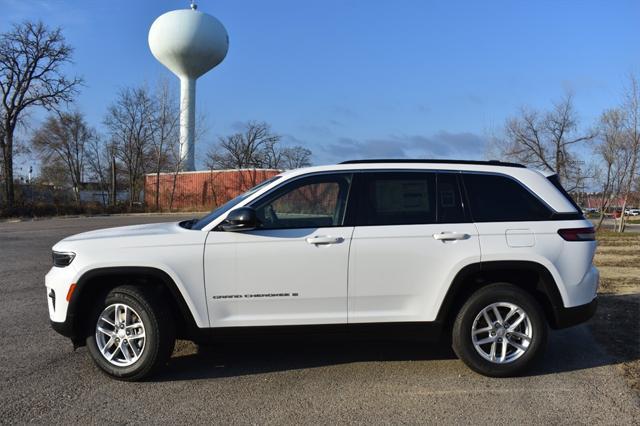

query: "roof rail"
left=338, top=159, right=526, bottom=168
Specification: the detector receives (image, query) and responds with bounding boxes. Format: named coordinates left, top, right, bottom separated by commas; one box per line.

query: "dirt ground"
left=591, top=231, right=640, bottom=393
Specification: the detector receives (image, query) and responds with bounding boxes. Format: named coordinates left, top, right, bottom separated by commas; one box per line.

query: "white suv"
left=46, top=160, right=599, bottom=380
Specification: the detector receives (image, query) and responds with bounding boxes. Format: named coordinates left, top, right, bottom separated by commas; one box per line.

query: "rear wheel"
left=86, top=285, right=175, bottom=381
left=452, top=283, right=547, bottom=377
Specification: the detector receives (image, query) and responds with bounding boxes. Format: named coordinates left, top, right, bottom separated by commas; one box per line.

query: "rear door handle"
left=306, top=236, right=344, bottom=245
left=433, top=232, right=470, bottom=241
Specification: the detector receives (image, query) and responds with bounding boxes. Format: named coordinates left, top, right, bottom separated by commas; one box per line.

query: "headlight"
left=52, top=251, right=75, bottom=267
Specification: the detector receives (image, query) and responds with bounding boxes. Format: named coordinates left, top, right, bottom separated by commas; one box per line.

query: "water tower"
left=148, top=2, right=229, bottom=171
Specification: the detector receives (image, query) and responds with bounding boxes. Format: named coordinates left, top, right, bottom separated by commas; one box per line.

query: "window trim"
left=208, top=167, right=577, bottom=231
left=351, top=170, right=470, bottom=227
left=436, top=172, right=471, bottom=224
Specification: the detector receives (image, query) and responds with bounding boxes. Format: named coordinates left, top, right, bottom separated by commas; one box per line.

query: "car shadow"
left=526, top=292, right=639, bottom=377
left=152, top=293, right=639, bottom=383
left=154, top=336, right=457, bottom=382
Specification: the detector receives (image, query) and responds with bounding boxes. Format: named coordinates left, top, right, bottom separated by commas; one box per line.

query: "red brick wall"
left=144, top=169, right=280, bottom=211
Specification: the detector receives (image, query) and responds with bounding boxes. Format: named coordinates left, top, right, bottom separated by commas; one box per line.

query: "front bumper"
left=45, top=265, right=77, bottom=322
left=50, top=317, right=75, bottom=339
left=46, top=265, right=83, bottom=345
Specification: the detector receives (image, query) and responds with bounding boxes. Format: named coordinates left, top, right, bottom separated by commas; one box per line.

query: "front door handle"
left=433, top=232, right=470, bottom=241
left=306, top=236, right=344, bottom=245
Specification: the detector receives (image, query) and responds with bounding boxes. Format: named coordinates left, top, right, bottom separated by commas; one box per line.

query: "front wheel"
left=86, top=285, right=175, bottom=381
left=452, top=283, right=548, bottom=377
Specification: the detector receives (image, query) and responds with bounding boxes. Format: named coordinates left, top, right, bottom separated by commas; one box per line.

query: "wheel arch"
left=435, top=260, right=566, bottom=329
left=67, top=266, right=199, bottom=345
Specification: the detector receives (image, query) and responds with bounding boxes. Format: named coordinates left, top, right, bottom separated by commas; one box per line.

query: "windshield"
left=191, top=176, right=281, bottom=230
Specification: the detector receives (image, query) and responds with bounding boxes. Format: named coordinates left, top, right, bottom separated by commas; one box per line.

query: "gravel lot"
left=0, top=215, right=638, bottom=424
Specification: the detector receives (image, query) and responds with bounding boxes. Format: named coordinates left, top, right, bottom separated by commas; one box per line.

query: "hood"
left=61, top=222, right=183, bottom=242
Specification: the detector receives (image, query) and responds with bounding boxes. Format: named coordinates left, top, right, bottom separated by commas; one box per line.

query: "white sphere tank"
left=148, top=8, right=229, bottom=171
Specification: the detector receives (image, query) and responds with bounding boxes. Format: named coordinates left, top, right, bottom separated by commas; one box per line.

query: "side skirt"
left=190, top=321, right=445, bottom=344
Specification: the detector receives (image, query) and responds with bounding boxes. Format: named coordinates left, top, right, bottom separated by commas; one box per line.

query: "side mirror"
left=220, top=207, right=259, bottom=232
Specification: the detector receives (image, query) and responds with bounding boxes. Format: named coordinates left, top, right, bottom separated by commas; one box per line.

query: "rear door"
left=347, top=171, right=481, bottom=323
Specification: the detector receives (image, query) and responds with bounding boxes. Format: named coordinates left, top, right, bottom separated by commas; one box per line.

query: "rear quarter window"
left=462, top=173, right=552, bottom=222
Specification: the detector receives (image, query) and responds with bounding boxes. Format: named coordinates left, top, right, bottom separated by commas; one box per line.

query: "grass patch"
left=590, top=231, right=640, bottom=394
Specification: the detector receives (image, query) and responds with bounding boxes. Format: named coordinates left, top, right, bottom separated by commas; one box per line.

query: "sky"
left=1, top=0, right=639, bottom=174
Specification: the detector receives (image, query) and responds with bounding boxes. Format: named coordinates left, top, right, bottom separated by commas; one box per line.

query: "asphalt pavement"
left=0, top=215, right=638, bottom=424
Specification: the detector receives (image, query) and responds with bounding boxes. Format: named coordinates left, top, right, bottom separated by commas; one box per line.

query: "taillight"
left=557, top=227, right=596, bottom=241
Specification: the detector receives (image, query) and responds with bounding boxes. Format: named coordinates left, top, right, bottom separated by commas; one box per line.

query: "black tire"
left=86, top=285, right=176, bottom=381
left=452, top=283, right=548, bottom=377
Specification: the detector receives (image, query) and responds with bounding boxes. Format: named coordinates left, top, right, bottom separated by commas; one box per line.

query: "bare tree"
left=261, top=136, right=283, bottom=169
left=38, top=156, right=69, bottom=187
left=493, top=93, right=594, bottom=190
left=206, top=121, right=280, bottom=169
left=150, top=80, right=179, bottom=210
left=85, top=135, right=116, bottom=206
left=617, top=75, right=640, bottom=232
left=0, top=21, right=82, bottom=208
left=165, top=111, right=208, bottom=212
left=104, top=86, right=155, bottom=208
left=32, top=111, right=93, bottom=205
left=206, top=121, right=313, bottom=172
left=593, top=108, right=629, bottom=230
left=281, top=146, right=312, bottom=169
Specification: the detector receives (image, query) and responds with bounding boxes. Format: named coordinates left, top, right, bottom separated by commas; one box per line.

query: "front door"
left=204, top=173, right=355, bottom=327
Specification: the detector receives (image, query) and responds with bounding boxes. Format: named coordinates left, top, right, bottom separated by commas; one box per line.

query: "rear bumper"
left=551, top=297, right=597, bottom=329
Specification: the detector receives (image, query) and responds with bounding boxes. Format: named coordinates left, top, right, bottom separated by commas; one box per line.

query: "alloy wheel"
left=95, top=303, right=146, bottom=367
left=471, top=302, right=533, bottom=364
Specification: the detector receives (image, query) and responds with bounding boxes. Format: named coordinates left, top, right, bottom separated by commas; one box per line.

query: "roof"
left=339, top=159, right=526, bottom=168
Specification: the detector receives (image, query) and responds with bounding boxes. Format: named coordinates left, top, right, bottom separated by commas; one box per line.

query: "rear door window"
left=462, top=173, right=552, bottom=222
left=358, top=172, right=437, bottom=226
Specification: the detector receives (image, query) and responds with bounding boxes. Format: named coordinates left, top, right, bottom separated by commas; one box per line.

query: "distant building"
left=581, top=194, right=638, bottom=210
left=144, top=169, right=280, bottom=211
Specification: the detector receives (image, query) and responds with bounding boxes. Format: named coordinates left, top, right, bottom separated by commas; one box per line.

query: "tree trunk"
left=129, top=179, right=134, bottom=210
left=2, top=132, right=15, bottom=209
left=74, top=169, right=82, bottom=207
left=73, top=186, right=81, bottom=206
left=169, top=171, right=179, bottom=212
left=595, top=211, right=607, bottom=231
left=618, top=199, right=628, bottom=232
left=155, top=165, right=161, bottom=212
left=111, top=156, right=117, bottom=208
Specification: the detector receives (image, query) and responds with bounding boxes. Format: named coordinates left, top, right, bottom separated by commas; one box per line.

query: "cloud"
left=416, top=104, right=432, bottom=113
left=322, top=131, right=487, bottom=162
left=325, top=137, right=407, bottom=158
left=229, top=121, right=247, bottom=132
left=298, top=124, right=333, bottom=137
left=465, top=93, right=486, bottom=106
left=281, top=133, right=312, bottom=148
left=331, top=105, right=359, bottom=119
left=0, top=0, right=90, bottom=28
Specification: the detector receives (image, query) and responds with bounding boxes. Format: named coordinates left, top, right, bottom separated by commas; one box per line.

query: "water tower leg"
left=180, top=77, right=196, bottom=171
